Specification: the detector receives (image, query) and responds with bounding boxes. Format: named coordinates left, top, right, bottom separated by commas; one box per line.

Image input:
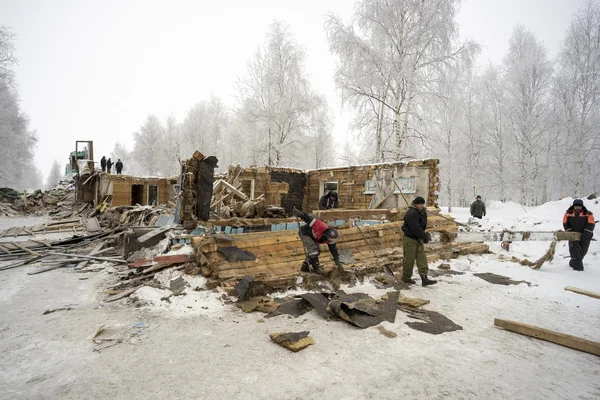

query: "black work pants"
left=569, top=239, right=591, bottom=260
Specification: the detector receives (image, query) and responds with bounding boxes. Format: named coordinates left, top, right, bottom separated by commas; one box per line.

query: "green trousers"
left=402, top=236, right=428, bottom=281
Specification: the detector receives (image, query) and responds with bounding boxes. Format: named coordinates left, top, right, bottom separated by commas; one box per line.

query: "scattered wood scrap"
left=269, top=331, right=315, bottom=352
left=494, top=318, right=600, bottom=357
left=564, top=286, right=600, bottom=300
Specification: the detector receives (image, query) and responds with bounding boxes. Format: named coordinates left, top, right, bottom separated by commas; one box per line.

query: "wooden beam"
left=11, top=241, right=40, bottom=256
left=137, top=225, right=173, bottom=243
left=564, top=286, right=600, bottom=300
left=494, top=318, right=600, bottom=357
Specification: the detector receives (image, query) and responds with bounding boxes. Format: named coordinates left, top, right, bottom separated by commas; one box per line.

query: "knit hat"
left=413, top=196, right=426, bottom=205
left=476, top=195, right=481, bottom=199
left=573, top=199, right=584, bottom=206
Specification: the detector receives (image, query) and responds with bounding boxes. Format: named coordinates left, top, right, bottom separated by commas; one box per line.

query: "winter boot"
left=573, top=259, right=584, bottom=271
left=420, top=274, right=437, bottom=287
left=301, top=260, right=310, bottom=273
left=311, top=262, right=326, bottom=275
left=402, top=278, right=417, bottom=284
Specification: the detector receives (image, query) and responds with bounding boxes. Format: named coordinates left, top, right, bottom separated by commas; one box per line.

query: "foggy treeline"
left=0, top=27, right=41, bottom=190
left=2, top=1, right=599, bottom=206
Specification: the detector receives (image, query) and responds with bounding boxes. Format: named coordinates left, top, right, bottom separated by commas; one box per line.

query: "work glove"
left=581, top=230, right=593, bottom=241
left=423, top=232, right=432, bottom=244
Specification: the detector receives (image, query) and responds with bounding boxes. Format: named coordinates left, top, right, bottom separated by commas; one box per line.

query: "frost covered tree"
left=306, top=94, right=336, bottom=169
left=503, top=26, right=553, bottom=206
left=326, top=0, right=479, bottom=161
left=553, top=0, right=600, bottom=197
left=0, top=26, right=38, bottom=190
left=236, top=21, right=329, bottom=166
left=131, top=115, right=165, bottom=176
left=46, top=160, right=62, bottom=189
left=110, top=142, right=131, bottom=174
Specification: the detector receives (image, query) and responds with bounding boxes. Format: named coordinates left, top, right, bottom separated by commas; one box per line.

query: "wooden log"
left=564, top=286, right=600, bottom=300
left=494, top=318, right=600, bottom=357
left=13, top=227, right=24, bottom=238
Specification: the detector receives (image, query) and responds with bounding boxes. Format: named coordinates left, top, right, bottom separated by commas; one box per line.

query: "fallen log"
left=494, top=318, right=600, bottom=357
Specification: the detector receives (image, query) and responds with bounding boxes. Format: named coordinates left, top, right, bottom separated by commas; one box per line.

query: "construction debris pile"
left=0, top=176, right=76, bottom=217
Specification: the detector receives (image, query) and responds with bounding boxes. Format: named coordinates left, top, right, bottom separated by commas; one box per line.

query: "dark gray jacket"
left=470, top=200, right=486, bottom=217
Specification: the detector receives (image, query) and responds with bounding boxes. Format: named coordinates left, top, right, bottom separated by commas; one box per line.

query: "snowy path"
left=0, top=200, right=599, bottom=400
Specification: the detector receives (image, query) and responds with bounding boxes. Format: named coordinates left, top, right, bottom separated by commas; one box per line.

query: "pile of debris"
left=0, top=176, right=76, bottom=217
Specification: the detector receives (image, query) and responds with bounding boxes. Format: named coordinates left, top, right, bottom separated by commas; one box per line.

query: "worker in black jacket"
left=318, top=190, right=339, bottom=210
left=563, top=198, right=595, bottom=271
left=401, top=196, right=437, bottom=286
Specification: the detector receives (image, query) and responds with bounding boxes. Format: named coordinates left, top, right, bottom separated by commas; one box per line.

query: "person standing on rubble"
left=115, top=159, right=123, bottom=174
left=563, top=198, right=595, bottom=271
left=106, top=158, right=113, bottom=174
left=294, top=210, right=344, bottom=274
left=100, top=156, right=107, bottom=172
left=401, top=196, right=437, bottom=286
left=470, top=195, right=486, bottom=219
left=318, top=190, right=339, bottom=210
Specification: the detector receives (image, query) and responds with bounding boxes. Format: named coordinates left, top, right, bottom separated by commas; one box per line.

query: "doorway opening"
left=148, top=185, right=159, bottom=206
left=131, top=184, right=144, bottom=206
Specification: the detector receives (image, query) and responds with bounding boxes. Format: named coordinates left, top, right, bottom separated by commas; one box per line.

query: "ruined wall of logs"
left=228, top=165, right=306, bottom=209
left=304, top=159, right=440, bottom=211
left=192, top=211, right=480, bottom=292
left=101, top=174, right=174, bottom=207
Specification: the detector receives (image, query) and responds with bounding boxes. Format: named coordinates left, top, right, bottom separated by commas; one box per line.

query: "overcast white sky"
left=0, top=0, right=587, bottom=182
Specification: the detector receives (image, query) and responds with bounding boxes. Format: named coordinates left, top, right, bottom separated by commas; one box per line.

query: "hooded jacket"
left=470, top=199, right=486, bottom=217
left=402, top=205, right=428, bottom=241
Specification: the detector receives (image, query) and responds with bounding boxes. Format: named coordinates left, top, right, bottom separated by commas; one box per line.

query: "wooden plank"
left=137, top=225, right=173, bottom=243
left=11, top=241, right=40, bottom=256
left=74, top=242, right=105, bottom=270
left=105, top=286, right=141, bottom=302
left=48, top=252, right=126, bottom=263
left=494, top=318, right=600, bottom=357
left=31, top=239, right=52, bottom=248
left=0, top=244, right=11, bottom=255
left=13, top=227, right=24, bottom=238
left=564, top=286, right=600, bottom=300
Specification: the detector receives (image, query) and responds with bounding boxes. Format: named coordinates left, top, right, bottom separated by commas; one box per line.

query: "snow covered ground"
left=0, top=200, right=599, bottom=400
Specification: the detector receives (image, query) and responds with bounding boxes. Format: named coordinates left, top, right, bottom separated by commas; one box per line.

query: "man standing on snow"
left=401, top=196, right=437, bottom=286
left=294, top=210, right=344, bottom=274
left=470, top=195, right=486, bottom=219
left=563, top=199, right=595, bottom=271
left=100, top=156, right=107, bottom=172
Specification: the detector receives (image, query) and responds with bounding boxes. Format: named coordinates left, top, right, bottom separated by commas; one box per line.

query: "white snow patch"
left=131, top=286, right=226, bottom=317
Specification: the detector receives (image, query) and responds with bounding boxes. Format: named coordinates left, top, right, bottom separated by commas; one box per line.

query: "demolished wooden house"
left=185, top=158, right=488, bottom=294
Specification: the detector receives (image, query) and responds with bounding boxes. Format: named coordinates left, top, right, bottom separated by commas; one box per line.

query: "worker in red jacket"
left=295, top=211, right=344, bottom=274
left=563, top=198, right=595, bottom=271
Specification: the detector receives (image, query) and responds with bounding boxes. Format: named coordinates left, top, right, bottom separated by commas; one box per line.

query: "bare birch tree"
left=553, top=0, right=600, bottom=196
left=132, top=115, right=165, bottom=176
left=504, top=26, right=553, bottom=206
left=236, top=21, right=326, bottom=166
left=325, top=0, right=479, bottom=161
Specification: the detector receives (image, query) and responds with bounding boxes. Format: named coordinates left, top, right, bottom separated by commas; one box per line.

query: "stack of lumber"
left=0, top=229, right=125, bottom=272
left=193, top=218, right=485, bottom=291
left=0, top=218, right=87, bottom=238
